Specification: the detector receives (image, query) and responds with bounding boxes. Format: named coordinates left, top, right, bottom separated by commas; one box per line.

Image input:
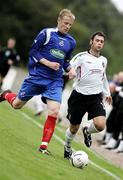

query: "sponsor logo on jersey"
left=50, top=49, right=65, bottom=59
left=90, top=69, right=102, bottom=74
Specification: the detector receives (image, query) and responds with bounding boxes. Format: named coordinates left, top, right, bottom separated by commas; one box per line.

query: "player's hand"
left=105, top=96, right=112, bottom=105
left=48, top=61, right=60, bottom=71
left=109, top=82, right=116, bottom=94
left=8, top=59, right=13, bottom=65
left=68, top=67, right=76, bottom=79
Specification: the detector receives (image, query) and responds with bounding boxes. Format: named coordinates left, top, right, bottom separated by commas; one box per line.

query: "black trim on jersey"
left=88, top=49, right=101, bottom=57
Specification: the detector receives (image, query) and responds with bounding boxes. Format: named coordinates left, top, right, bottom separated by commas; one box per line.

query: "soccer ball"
left=70, top=150, right=89, bottom=169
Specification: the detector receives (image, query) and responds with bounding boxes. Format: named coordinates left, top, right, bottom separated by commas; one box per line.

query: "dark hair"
left=90, top=31, right=106, bottom=40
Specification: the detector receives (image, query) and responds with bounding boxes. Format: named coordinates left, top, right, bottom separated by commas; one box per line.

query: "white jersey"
left=70, top=51, right=110, bottom=96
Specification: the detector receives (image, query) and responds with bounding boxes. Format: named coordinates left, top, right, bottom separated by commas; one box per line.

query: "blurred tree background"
left=0, top=0, right=123, bottom=76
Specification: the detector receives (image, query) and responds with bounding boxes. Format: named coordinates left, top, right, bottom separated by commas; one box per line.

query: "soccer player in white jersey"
left=64, top=31, right=112, bottom=159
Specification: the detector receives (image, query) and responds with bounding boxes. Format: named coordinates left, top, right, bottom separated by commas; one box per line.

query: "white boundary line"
left=20, top=111, right=121, bottom=180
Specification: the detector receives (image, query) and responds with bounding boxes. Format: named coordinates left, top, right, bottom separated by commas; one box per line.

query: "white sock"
left=65, top=128, right=75, bottom=147
left=105, top=132, right=112, bottom=139
left=104, top=132, right=112, bottom=144
left=88, top=121, right=99, bottom=134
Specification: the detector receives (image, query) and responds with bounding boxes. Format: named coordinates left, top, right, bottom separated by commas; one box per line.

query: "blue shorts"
left=18, top=75, right=63, bottom=103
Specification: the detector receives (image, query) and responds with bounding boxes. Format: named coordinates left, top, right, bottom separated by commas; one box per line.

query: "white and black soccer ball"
left=70, top=150, right=89, bottom=169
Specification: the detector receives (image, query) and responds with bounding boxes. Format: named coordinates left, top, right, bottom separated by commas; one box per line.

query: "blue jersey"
left=18, top=28, right=76, bottom=102
left=29, top=27, right=76, bottom=80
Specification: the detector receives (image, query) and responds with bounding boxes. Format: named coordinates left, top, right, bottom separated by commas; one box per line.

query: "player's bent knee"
left=49, top=109, right=60, bottom=117
left=12, top=103, right=24, bottom=109
left=12, top=104, right=22, bottom=109
left=95, top=123, right=105, bottom=132
left=70, top=124, right=80, bottom=134
left=94, top=117, right=106, bottom=131
left=11, top=98, right=26, bottom=109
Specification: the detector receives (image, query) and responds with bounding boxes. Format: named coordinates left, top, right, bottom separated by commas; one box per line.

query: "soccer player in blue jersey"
left=0, top=9, right=76, bottom=155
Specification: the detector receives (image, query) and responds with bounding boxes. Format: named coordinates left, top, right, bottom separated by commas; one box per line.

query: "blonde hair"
left=58, top=9, right=75, bottom=20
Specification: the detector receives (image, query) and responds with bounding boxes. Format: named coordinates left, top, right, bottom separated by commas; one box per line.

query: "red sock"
left=40, top=115, right=57, bottom=149
left=4, top=93, right=16, bottom=105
